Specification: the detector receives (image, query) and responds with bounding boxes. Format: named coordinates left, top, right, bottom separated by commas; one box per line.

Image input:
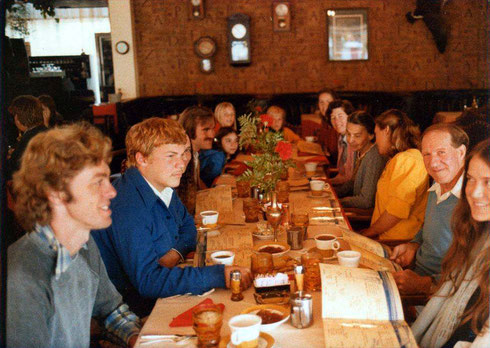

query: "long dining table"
left=134, top=152, right=359, bottom=348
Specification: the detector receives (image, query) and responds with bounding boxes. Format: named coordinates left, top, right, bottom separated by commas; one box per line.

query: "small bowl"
left=241, top=304, right=290, bottom=332
left=337, top=250, right=361, bottom=268
left=305, top=136, right=317, bottom=143
left=254, top=242, right=290, bottom=257
left=210, top=251, right=235, bottom=265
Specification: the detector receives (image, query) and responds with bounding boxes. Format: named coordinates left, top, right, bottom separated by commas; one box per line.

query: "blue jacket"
left=199, top=149, right=226, bottom=187
left=92, top=167, right=225, bottom=302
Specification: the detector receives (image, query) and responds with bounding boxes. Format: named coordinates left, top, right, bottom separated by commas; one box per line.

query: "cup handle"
left=332, top=241, right=340, bottom=251
left=231, top=331, right=241, bottom=345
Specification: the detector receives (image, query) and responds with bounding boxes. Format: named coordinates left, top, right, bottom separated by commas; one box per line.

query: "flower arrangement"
left=237, top=100, right=295, bottom=195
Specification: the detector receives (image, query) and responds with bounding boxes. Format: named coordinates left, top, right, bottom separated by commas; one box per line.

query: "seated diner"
left=363, top=109, right=430, bottom=241
left=335, top=111, right=387, bottom=210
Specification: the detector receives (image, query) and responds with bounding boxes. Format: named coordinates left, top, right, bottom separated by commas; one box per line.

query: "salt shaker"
left=230, top=270, right=244, bottom=301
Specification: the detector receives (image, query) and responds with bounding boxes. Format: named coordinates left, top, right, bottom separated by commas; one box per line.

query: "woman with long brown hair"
left=363, top=109, right=429, bottom=241
left=411, top=139, right=490, bottom=347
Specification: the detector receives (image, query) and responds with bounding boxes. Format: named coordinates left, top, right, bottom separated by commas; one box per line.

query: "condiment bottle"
left=294, top=265, right=304, bottom=292
left=281, top=203, right=290, bottom=226
left=230, top=270, right=244, bottom=301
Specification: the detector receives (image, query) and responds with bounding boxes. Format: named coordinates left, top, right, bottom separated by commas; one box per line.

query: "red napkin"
left=231, top=162, right=250, bottom=176
left=169, top=298, right=225, bottom=327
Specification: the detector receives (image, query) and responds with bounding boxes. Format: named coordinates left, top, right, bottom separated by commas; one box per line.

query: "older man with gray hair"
left=390, top=123, right=469, bottom=295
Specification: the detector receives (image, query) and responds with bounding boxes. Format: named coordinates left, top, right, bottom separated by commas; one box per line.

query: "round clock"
left=115, top=41, right=129, bottom=55
left=231, top=23, right=247, bottom=39
left=194, top=36, right=217, bottom=58
left=275, top=3, right=289, bottom=16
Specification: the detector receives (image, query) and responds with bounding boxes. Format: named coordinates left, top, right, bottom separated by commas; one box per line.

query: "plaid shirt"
left=36, top=225, right=141, bottom=345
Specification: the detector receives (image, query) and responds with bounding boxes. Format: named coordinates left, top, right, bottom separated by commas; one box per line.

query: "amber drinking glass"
left=276, top=181, right=290, bottom=204
left=236, top=180, right=251, bottom=198
left=301, top=252, right=322, bottom=292
left=251, top=252, right=274, bottom=276
left=192, top=303, right=223, bottom=347
left=243, top=198, right=260, bottom=223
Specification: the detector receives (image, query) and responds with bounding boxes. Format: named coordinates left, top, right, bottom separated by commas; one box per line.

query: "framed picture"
left=327, top=8, right=368, bottom=61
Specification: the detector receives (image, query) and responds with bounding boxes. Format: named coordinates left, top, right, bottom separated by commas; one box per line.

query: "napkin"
left=169, top=298, right=225, bottom=327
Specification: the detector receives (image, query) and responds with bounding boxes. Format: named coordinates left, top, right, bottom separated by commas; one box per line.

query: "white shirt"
left=142, top=176, right=173, bottom=208
left=428, top=173, right=464, bottom=205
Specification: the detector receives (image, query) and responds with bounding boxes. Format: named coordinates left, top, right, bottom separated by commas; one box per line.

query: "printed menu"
left=195, top=185, right=241, bottom=224
left=340, top=229, right=402, bottom=272
left=320, top=264, right=417, bottom=348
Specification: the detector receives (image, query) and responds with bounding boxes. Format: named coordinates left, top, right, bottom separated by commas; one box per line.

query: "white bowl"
left=337, top=250, right=361, bottom=268
left=241, top=305, right=290, bottom=332
left=210, top=251, right=235, bottom=265
left=305, top=136, right=317, bottom=142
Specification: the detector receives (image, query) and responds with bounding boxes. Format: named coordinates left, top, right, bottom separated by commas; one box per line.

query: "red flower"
left=275, top=141, right=292, bottom=160
left=255, top=106, right=263, bottom=112
left=260, top=114, right=274, bottom=127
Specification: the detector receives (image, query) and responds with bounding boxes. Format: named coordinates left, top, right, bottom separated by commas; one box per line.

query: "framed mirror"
left=327, top=8, right=368, bottom=61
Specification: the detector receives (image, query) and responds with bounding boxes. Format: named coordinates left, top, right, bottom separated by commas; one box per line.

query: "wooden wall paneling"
left=132, top=0, right=489, bottom=96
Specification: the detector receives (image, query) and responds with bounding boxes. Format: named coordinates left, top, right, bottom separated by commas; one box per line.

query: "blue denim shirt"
left=93, top=167, right=225, bottom=301
left=199, top=149, right=226, bottom=187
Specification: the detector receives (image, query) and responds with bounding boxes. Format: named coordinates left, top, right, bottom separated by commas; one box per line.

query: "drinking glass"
left=291, top=212, right=309, bottom=240
left=236, top=180, right=251, bottom=198
left=301, top=252, right=322, bottom=292
left=251, top=252, right=273, bottom=275
left=243, top=198, right=260, bottom=223
left=276, top=181, right=290, bottom=203
left=192, top=303, right=223, bottom=347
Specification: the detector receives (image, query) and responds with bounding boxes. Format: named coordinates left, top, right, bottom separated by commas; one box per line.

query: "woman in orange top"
left=363, top=109, right=429, bottom=241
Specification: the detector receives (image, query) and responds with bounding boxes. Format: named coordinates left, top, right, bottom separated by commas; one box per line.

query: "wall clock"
left=227, top=13, right=251, bottom=66
left=272, top=2, right=291, bottom=32
left=194, top=36, right=217, bottom=73
left=115, top=41, right=129, bottom=55
left=190, top=0, right=205, bottom=19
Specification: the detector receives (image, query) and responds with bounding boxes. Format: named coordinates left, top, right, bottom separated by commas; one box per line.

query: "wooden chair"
left=92, top=103, right=119, bottom=135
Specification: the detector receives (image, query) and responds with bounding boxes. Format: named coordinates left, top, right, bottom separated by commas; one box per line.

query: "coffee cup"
left=200, top=210, right=219, bottom=228
left=228, top=314, right=262, bottom=348
left=314, top=234, right=340, bottom=251
left=337, top=250, right=361, bottom=268
left=305, top=136, right=317, bottom=143
left=210, top=251, right=235, bottom=265
left=304, top=162, right=318, bottom=177
left=309, top=180, right=325, bottom=196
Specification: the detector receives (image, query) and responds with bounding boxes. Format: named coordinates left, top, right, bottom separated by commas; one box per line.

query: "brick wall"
left=132, top=0, right=489, bottom=96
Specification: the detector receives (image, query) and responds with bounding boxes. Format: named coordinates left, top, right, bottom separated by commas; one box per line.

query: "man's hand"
left=224, top=266, right=253, bottom=290
left=158, top=249, right=182, bottom=268
left=392, top=269, right=433, bottom=295
left=390, top=243, right=419, bottom=268
left=127, top=334, right=139, bottom=348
